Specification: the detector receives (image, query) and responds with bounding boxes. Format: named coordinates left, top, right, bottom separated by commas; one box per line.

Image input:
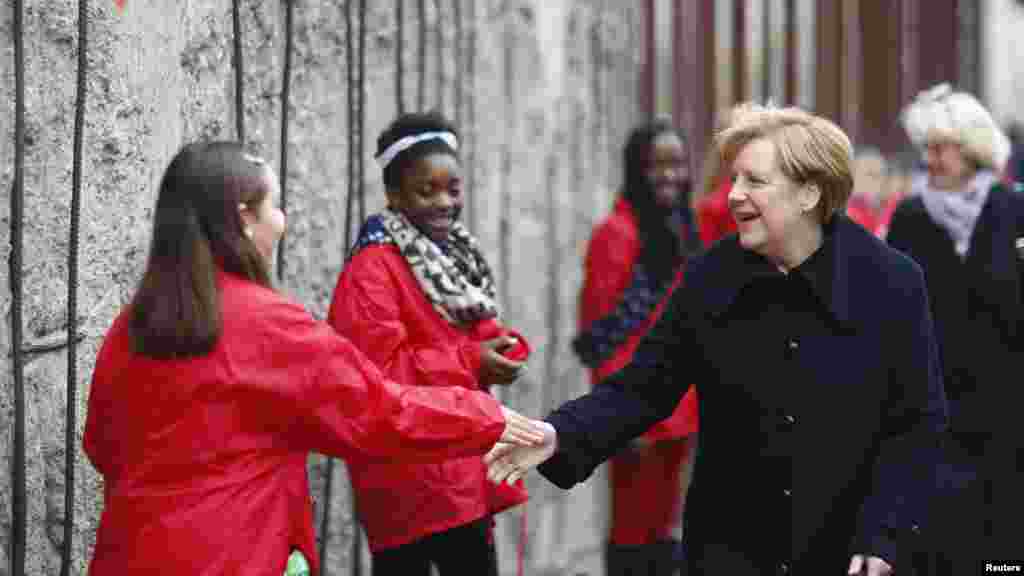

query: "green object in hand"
left=284, top=550, right=311, bottom=576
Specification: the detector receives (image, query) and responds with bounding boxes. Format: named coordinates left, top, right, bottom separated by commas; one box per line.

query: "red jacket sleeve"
left=328, top=246, right=482, bottom=391
left=579, top=218, right=637, bottom=332
left=256, top=298, right=505, bottom=463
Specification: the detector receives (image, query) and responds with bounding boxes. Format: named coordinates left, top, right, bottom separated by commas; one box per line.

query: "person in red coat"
left=696, top=172, right=737, bottom=248
left=82, top=142, right=545, bottom=576
left=572, top=119, right=700, bottom=576
left=875, top=152, right=915, bottom=239
left=328, top=112, right=531, bottom=576
left=696, top=109, right=739, bottom=248
left=845, top=148, right=890, bottom=236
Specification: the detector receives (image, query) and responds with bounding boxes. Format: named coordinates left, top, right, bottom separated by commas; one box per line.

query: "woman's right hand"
left=486, top=420, right=558, bottom=484
left=499, top=406, right=547, bottom=446
left=480, top=336, right=525, bottom=386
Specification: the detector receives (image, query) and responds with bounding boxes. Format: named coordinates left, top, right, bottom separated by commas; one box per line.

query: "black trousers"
left=606, top=540, right=683, bottom=576
left=685, top=542, right=764, bottom=576
left=371, top=519, right=498, bottom=576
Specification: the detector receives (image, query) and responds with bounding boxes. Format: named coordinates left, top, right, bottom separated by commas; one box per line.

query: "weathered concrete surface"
left=0, top=1, right=643, bottom=574
left=984, top=0, right=1024, bottom=126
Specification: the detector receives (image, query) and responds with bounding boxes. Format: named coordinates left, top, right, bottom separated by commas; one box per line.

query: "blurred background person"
left=696, top=108, right=738, bottom=248
left=1006, top=121, right=1023, bottom=184
left=83, top=142, right=544, bottom=576
left=845, top=147, right=889, bottom=236
left=572, top=118, right=701, bottom=576
left=875, top=150, right=918, bottom=239
left=328, top=112, right=532, bottom=576
left=886, top=83, right=1023, bottom=575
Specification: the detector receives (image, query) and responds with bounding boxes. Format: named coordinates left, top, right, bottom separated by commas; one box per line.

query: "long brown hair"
left=130, top=141, right=271, bottom=358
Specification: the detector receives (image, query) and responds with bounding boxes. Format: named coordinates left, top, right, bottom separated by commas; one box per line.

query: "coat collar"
left=700, top=215, right=857, bottom=328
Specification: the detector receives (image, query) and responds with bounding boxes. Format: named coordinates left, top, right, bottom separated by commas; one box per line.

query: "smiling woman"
left=572, top=119, right=701, bottom=576
left=886, top=84, right=1024, bottom=575
left=718, top=105, right=853, bottom=271
left=487, top=103, right=948, bottom=576
left=387, top=150, right=462, bottom=243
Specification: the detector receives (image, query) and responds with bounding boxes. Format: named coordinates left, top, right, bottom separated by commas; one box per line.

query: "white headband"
left=375, top=131, right=458, bottom=169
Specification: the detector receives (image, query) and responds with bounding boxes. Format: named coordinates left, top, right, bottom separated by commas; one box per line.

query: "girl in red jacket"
left=328, top=112, right=531, bottom=576
left=572, top=119, right=700, bottom=575
left=83, top=142, right=544, bottom=576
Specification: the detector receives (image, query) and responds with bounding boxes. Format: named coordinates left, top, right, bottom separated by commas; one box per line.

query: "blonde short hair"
left=900, top=83, right=1010, bottom=172
left=715, top=103, right=854, bottom=223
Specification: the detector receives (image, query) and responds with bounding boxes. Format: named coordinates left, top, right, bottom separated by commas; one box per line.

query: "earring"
left=244, top=228, right=254, bottom=239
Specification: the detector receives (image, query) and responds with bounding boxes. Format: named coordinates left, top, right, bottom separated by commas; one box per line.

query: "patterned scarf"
left=571, top=262, right=671, bottom=368
left=349, top=208, right=499, bottom=326
left=571, top=205, right=695, bottom=368
left=917, top=170, right=996, bottom=258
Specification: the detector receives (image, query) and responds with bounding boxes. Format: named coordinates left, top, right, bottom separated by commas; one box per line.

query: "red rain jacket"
left=846, top=195, right=884, bottom=236
left=83, top=270, right=505, bottom=576
left=328, top=244, right=529, bottom=552
left=696, top=178, right=737, bottom=248
left=580, top=199, right=698, bottom=545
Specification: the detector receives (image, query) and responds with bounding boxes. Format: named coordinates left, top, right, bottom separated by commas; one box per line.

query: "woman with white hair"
left=887, top=83, right=1024, bottom=573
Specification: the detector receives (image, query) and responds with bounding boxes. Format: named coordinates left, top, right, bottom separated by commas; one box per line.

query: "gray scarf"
left=917, top=171, right=996, bottom=258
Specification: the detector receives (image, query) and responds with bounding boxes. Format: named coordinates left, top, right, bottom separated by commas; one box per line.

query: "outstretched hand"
left=847, top=555, right=893, bottom=576
left=485, top=421, right=558, bottom=484
left=498, top=406, right=548, bottom=447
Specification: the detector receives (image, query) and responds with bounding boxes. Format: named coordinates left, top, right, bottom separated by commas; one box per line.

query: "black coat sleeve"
left=882, top=198, right=919, bottom=258
left=854, top=260, right=948, bottom=565
left=537, top=281, right=706, bottom=489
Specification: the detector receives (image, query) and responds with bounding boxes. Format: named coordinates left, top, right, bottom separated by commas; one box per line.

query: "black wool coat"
left=538, top=215, right=947, bottom=575
left=886, top=182, right=1024, bottom=439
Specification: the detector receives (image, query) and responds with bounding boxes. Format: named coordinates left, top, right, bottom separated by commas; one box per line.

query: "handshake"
left=489, top=407, right=559, bottom=485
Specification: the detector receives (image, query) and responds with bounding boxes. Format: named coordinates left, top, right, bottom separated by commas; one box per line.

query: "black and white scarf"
left=349, top=208, right=499, bottom=326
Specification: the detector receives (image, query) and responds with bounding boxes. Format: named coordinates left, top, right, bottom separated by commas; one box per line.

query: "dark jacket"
left=886, top=183, right=1024, bottom=438
left=538, top=215, right=947, bottom=574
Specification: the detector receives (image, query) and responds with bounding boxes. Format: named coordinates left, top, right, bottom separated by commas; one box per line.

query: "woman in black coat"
left=886, top=84, right=1023, bottom=574
left=486, top=104, right=948, bottom=576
